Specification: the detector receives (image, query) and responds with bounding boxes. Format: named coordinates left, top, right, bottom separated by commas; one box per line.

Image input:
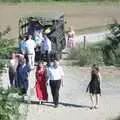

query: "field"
left=1, top=2, right=120, bottom=120
left=1, top=2, right=120, bottom=38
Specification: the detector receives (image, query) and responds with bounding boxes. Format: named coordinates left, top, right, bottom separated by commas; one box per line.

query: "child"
left=86, top=65, right=101, bottom=109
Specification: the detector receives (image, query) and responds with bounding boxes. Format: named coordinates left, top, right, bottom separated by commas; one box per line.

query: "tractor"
left=18, top=13, right=66, bottom=62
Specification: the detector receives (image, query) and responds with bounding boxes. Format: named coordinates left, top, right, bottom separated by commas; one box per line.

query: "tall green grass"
left=67, top=43, right=104, bottom=66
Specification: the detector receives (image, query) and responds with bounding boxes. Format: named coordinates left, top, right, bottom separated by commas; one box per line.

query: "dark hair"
left=9, top=52, right=15, bottom=59
left=92, top=64, right=97, bottom=67
left=95, top=67, right=100, bottom=72
left=37, top=60, right=44, bottom=65
left=36, top=61, right=44, bottom=70
left=25, top=35, right=29, bottom=41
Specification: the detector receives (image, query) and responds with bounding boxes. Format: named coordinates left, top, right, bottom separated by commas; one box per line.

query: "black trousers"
left=45, top=50, right=50, bottom=62
left=50, top=80, right=61, bottom=106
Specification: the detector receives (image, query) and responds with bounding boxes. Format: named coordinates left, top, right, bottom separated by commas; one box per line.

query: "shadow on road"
left=59, top=102, right=90, bottom=109
left=18, top=99, right=90, bottom=109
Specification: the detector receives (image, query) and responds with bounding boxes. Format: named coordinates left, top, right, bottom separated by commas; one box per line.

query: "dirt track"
left=2, top=59, right=120, bottom=120
left=26, top=62, right=120, bottom=120
left=1, top=3, right=120, bottom=38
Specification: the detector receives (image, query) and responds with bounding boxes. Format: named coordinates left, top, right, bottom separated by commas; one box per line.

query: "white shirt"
left=43, top=36, right=52, bottom=52
left=34, top=30, right=44, bottom=46
left=9, top=59, right=16, bottom=67
left=41, top=41, right=45, bottom=53
left=98, top=72, right=102, bottom=81
left=9, top=59, right=17, bottom=71
left=47, top=66, right=64, bottom=80
left=25, top=39, right=36, bottom=54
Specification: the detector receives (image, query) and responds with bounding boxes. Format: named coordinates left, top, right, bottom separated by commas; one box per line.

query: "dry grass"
left=1, top=3, right=120, bottom=38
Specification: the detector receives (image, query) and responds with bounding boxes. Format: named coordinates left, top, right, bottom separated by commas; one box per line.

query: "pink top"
left=68, top=30, right=75, bottom=41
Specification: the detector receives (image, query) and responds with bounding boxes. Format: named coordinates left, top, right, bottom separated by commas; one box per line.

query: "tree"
left=102, top=20, right=120, bottom=66
left=0, top=27, right=20, bottom=120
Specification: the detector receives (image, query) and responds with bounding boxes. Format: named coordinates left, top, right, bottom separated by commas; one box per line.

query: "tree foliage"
left=0, top=27, right=20, bottom=120
left=102, top=20, right=120, bottom=66
left=0, top=27, right=17, bottom=70
left=0, top=88, right=20, bottom=120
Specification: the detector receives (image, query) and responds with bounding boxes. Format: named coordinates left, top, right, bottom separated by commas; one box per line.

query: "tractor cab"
left=18, top=13, right=66, bottom=62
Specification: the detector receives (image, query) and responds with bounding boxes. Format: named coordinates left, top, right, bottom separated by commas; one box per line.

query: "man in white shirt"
left=43, top=34, right=52, bottom=62
left=47, top=60, right=64, bottom=108
left=25, top=35, right=36, bottom=70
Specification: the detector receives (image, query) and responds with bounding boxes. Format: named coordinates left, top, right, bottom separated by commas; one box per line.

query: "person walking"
left=67, top=26, right=76, bottom=48
left=16, top=58, right=31, bottom=97
left=25, top=34, right=36, bottom=70
left=47, top=60, right=64, bottom=108
left=8, top=53, right=18, bottom=87
left=43, top=33, right=52, bottom=62
left=86, top=65, right=101, bottom=109
left=92, top=64, right=102, bottom=82
left=35, top=62, right=48, bottom=104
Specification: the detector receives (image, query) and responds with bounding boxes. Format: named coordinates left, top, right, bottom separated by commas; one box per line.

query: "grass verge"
left=67, top=43, right=104, bottom=66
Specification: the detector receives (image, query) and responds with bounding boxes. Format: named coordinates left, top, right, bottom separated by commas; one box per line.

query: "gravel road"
left=26, top=61, right=120, bottom=120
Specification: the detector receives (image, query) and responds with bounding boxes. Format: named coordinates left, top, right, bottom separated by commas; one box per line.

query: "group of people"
left=35, top=60, right=64, bottom=107
left=19, top=30, right=52, bottom=70
left=9, top=53, right=101, bottom=109
left=8, top=25, right=102, bottom=109
left=9, top=53, right=30, bottom=94
left=9, top=52, right=64, bottom=108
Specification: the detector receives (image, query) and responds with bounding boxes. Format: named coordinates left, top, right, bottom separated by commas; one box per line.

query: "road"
left=76, top=31, right=109, bottom=44
left=26, top=62, right=120, bottom=120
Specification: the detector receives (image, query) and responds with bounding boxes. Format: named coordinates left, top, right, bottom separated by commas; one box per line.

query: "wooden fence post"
left=83, top=36, right=86, bottom=49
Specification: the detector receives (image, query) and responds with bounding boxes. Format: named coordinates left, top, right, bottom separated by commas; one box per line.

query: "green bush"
left=102, top=21, right=120, bottom=66
left=0, top=88, right=21, bottom=120
left=0, top=27, right=18, bottom=61
left=0, top=27, right=26, bottom=120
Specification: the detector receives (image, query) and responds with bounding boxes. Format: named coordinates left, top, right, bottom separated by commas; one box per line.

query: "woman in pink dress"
left=67, top=26, right=76, bottom=48
left=35, top=62, right=48, bottom=103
